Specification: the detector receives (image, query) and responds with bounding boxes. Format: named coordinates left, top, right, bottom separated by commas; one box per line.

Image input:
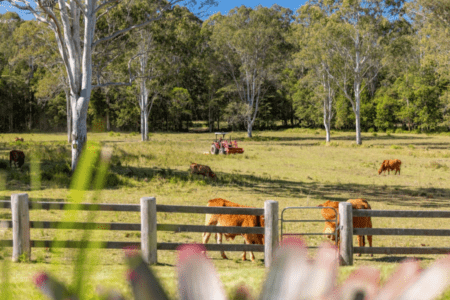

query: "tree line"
left=0, top=0, right=449, bottom=149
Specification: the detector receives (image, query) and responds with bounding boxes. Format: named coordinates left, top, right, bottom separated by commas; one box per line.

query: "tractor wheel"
left=211, top=144, right=219, bottom=155
left=219, top=147, right=226, bottom=155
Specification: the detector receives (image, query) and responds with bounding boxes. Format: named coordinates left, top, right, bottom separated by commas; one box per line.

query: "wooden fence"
left=338, top=202, right=450, bottom=266
left=0, top=194, right=279, bottom=267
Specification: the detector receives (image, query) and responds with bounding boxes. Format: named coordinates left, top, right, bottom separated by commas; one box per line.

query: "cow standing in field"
left=202, top=198, right=264, bottom=262
left=378, top=159, right=402, bottom=175
left=10, top=150, right=25, bottom=168
left=318, top=199, right=373, bottom=257
left=190, top=163, right=217, bottom=180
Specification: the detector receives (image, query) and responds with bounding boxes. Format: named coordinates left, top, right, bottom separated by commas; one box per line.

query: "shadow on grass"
left=1, top=153, right=449, bottom=209
left=361, top=256, right=433, bottom=263
left=242, top=135, right=429, bottom=143
left=102, top=164, right=450, bottom=209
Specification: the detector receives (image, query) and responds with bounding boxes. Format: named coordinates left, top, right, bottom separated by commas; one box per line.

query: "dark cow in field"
left=190, top=163, right=217, bottom=180
left=10, top=150, right=25, bottom=168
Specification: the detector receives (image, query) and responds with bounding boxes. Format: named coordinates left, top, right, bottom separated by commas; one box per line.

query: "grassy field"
left=1, top=129, right=450, bottom=299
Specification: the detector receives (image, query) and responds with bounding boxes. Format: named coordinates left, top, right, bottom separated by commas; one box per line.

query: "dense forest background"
left=0, top=0, right=449, bottom=136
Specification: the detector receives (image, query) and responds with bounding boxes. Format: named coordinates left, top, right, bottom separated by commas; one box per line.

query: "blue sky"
left=0, top=0, right=308, bottom=21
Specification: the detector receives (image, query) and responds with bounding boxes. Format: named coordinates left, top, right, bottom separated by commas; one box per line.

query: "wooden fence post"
left=264, top=200, right=278, bottom=268
left=339, top=202, right=353, bottom=266
left=141, top=197, right=157, bottom=264
left=12, top=193, right=30, bottom=262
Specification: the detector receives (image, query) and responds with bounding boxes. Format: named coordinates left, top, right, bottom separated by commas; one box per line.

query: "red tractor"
left=210, top=132, right=244, bottom=155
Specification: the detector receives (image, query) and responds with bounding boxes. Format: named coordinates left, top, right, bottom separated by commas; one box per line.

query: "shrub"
left=105, top=172, right=121, bottom=187
left=368, top=128, right=375, bottom=133
left=386, top=129, right=394, bottom=135
left=395, top=128, right=403, bottom=134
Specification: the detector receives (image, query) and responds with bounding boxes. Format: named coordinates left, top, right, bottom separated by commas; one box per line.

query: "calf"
left=10, top=150, right=25, bottom=168
left=202, top=198, right=264, bottom=262
left=190, top=163, right=217, bottom=180
left=318, top=199, right=373, bottom=257
left=378, top=159, right=401, bottom=175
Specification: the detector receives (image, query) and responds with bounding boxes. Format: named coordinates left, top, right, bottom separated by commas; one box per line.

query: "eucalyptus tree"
left=3, top=0, right=217, bottom=171
left=294, top=7, right=337, bottom=142
left=410, top=0, right=450, bottom=78
left=303, top=0, right=406, bottom=144
left=203, top=5, right=293, bottom=137
left=11, top=19, right=71, bottom=134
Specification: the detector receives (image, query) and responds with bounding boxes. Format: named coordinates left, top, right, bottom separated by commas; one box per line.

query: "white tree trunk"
left=139, top=77, right=149, bottom=141
left=247, top=120, right=253, bottom=138
left=144, top=111, right=149, bottom=140
left=324, top=102, right=331, bottom=143
left=355, top=94, right=362, bottom=145
left=322, top=74, right=333, bottom=143
left=65, top=89, right=72, bottom=143
left=71, top=94, right=89, bottom=171
left=106, top=95, right=110, bottom=131
left=141, top=107, right=145, bottom=141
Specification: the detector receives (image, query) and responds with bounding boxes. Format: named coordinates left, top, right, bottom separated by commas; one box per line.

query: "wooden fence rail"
left=339, top=204, right=450, bottom=265
left=0, top=194, right=278, bottom=267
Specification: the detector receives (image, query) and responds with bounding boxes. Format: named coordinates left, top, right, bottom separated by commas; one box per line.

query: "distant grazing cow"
left=14, top=137, right=24, bottom=142
left=190, top=163, right=217, bottom=180
left=378, top=159, right=402, bottom=175
left=202, top=198, right=264, bottom=262
left=318, top=199, right=373, bottom=257
left=10, top=150, right=25, bottom=168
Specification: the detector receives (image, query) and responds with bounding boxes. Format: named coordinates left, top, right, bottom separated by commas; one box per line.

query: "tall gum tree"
left=203, top=5, right=292, bottom=137
left=3, top=0, right=217, bottom=171
left=295, top=6, right=337, bottom=142
left=304, top=0, right=406, bottom=144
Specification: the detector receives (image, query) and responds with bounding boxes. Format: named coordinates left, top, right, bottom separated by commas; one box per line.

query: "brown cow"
left=202, top=198, right=264, bottom=262
left=318, top=199, right=373, bottom=257
left=378, top=159, right=401, bottom=175
left=190, top=163, right=217, bottom=180
left=10, top=150, right=25, bottom=168
left=14, top=137, right=24, bottom=142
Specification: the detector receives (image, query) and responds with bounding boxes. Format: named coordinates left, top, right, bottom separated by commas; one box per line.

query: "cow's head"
left=248, top=233, right=265, bottom=245
left=378, top=160, right=388, bottom=175
left=209, top=172, right=217, bottom=181
left=323, top=221, right=338, bottom=241
left=318, top=200, right=340, bottom=240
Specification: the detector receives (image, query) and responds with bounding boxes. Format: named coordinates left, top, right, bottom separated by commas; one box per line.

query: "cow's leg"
left=356, top=235, right=363, bottom=257
left=241, top=240, right=247, bottom=261
left=202, top=231, right=211, bottom=244
left=216, top=233, right=228, bottom=259
left=247, top=248, right=256, bottom=262
left=368, top=235, right=373, bottom=257
left=242, top=237, right=256, bottom=262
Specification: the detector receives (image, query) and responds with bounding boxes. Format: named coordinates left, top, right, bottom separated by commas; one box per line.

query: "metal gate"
left=280, top=206, right=339, bottom=249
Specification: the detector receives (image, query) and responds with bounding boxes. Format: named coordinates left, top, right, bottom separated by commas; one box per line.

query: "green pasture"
left=1, top=129, right=450, bottom=299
